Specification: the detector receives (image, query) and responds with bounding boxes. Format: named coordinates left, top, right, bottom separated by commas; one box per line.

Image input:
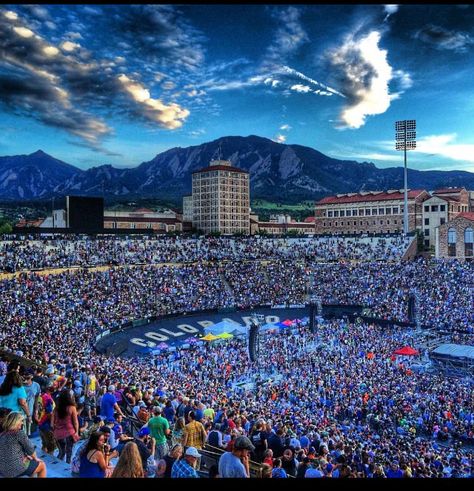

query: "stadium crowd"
left=0, top=235, right=412, bottom=272
left=0, top=235, right=472, bottom=478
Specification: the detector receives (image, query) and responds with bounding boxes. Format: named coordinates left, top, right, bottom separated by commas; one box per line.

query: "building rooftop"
left=456, top=212, right=474, bottom=222
left=433, top=187, right=465, bottom=194
left=193, top=164, right=248, bottom=174
left=317, top=189, right=426, bottom=205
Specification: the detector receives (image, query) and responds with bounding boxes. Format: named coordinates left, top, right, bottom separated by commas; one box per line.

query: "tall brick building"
left=314, top=189, right=430, bottom=235
left=436, top=212, right=474, bottom=260
left=191, top=160, right=250, bottom=235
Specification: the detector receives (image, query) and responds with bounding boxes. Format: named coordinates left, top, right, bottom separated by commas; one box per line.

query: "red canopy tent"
left=393, top=346, right=419, bottom=356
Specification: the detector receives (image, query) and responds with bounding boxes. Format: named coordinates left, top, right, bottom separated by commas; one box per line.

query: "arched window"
left=448, top=228, right=456, bottom=257
left=465, top=227, right=473, bottom=257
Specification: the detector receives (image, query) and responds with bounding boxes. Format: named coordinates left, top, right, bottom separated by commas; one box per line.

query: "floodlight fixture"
left=395, top=120, right=417, bottom=234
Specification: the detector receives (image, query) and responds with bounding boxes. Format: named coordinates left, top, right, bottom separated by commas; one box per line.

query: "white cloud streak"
left=280, top=66, right=346, bottom=97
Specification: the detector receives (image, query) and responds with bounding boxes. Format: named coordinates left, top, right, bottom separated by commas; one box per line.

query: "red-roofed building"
left=436, top=212, right=474, bottom=260
left=314, top=189, right=430, bottom=235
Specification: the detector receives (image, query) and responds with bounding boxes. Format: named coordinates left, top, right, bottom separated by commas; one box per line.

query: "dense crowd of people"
left=0, top=235, right=412, bottom=272
left=0, top=234, right=472, bottom=478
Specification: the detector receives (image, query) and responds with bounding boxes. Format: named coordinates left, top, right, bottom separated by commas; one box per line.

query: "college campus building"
left=436, top=212, right=474, bottom=260
left=314, top=189, right=430, bottom=235
left=256, top=214, right=315, bottom=236
left=103, top=208, right=182, bottom=232
left=190, top=159, right=250, bottom=235
left=421, top=188, right=471, bottom=248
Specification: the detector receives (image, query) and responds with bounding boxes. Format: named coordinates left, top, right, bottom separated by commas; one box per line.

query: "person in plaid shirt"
left=171, top=447, right=200, bottom=478
left=183, top=411, right=207, bottom=450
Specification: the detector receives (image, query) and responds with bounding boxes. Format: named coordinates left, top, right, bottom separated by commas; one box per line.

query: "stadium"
left=0, top=234, right=473, bottom=478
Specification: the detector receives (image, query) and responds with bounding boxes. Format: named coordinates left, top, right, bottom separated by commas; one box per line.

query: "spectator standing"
left=0, top=371, right=31, bottom=424
left=148, top=406, right=170, bottom=459
left=183, top=411, right=207, bottom=451
left=52, top=389, right=79, bottom=463
left=23, top=373, right=41, bottom=436
left=100, top=385, right=123, bottom=420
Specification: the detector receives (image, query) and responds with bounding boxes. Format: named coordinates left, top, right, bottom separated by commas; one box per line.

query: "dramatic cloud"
left=118, top=74, right=189, bottom=129
left=328, top=30, right=402, bottom=129
left=274, top=134, right=287, bottom=143
left=280, top=124, right=291, bottom=131
left=263, top=6, right=309, bottom=69
left=416, top=24, right=474, bottom=52
left=108, top=5, right=205, bottom=71
left=0, top=72, right=112, bottom=151
left=0, top=9, right=191, bottom=151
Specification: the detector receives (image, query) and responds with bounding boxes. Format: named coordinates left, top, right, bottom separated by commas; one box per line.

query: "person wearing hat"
left=218, top=435, right=255, bottom=478
left=171, top=446, right=200, bottom=478
left=130, top=426, right=155, bottom=473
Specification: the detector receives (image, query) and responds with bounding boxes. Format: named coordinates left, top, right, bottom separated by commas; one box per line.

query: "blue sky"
left=1, top=4, right=474, bottom=172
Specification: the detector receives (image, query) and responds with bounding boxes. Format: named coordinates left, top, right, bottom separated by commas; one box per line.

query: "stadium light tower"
left=395, top=120, right=416, bottom=234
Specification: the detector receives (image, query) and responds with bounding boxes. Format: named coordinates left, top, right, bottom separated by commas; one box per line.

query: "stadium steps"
left=218, top=273, right=236, bottom=306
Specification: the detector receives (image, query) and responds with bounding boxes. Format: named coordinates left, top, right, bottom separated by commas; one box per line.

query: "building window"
left=448, top=228, right=456, bottom=257
left=393, top=207, right=399, bottom=214
left=378, top=208, right=384, bottom=215
left=440, top=218, right=445, bottom=225
left=424, top=229, right=429, bottom=236
left=465, top=227, right=473, bottom=257
left=328, top=211, right=333, bottom=217
left=334, top=221, right=338, bottom=226
left=394, top=220, right=398, bottom=224
left=440, top=205, right=445, bottom=212
left=352, top=209, right=357, bottom=216
left=424, top=218, right=429, bottom=225
left=354, top=221, right=357, bottom=225
left=431, top=205, right=438, bottom=212
left=424, top=205, right=429, bottom=212
left=340, top=210, right=345, bottom=217
left=359, top=209, right=364, bottom=216
left=425, top=240, right=430, bottom=247
left=386, top=208, right=391, bottom=215
left=365, top=209, right=371, bottom=215
left=372, top=209, right=377, bottom=215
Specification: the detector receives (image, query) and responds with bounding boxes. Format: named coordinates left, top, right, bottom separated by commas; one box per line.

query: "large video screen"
left=67, top=196, right=104, bottom=232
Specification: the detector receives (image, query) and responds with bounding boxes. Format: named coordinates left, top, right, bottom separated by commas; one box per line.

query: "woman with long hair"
left=0, top=411, right=47, bottom=478
left=111, top=441, right=144, bottom=478
left=172, top=416, right=185, bottom=446
left=0, top=371, right=31, bottom=422
left=51, top=389, right=79, bottom=463
left=79, top=431, right=114, bottom=478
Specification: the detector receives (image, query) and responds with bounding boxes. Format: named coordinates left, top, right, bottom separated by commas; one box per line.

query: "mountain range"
left=1, top=135, right=473, bottom=204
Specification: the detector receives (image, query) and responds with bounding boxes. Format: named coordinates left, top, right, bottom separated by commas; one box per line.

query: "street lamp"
left=395, top=120, right=416, bottom=234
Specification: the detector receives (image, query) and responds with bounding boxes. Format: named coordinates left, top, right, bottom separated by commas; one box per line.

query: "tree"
left=0, top=219, right=12, bottom=235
